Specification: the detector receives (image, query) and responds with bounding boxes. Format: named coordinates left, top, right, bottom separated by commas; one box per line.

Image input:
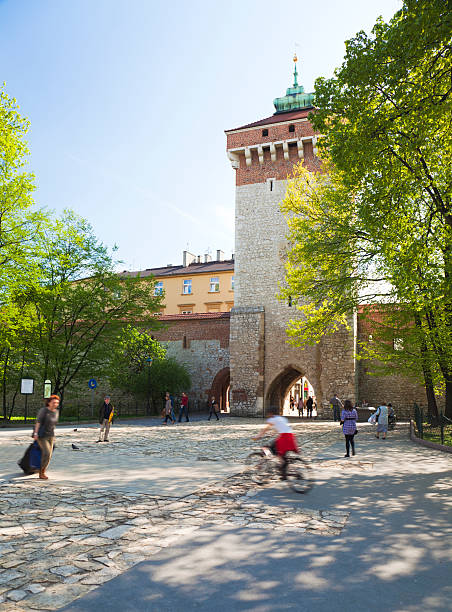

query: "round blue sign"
left=88, top=378, right=97, bottom=389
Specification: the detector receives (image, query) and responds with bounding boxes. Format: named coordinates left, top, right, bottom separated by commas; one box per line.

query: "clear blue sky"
left=0, top=0, right=401, bottom=271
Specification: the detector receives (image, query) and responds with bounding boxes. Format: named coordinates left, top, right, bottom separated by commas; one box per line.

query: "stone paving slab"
left=0, top=419, right=350, bottom=610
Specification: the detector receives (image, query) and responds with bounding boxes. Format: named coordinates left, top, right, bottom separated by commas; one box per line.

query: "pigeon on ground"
left=71, top=444, right=80, bottom=450
left=73, top=428, right=78, bottom=431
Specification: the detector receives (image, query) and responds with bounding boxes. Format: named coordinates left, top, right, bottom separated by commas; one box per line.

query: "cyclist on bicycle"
left=253, top=409, right=299, bottom=480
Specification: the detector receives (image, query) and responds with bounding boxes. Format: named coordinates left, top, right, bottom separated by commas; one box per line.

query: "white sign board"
left=21, top=378, right=34, bottom=395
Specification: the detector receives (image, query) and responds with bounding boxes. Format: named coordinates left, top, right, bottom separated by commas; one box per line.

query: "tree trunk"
left=425, top=380, right=439, bottom=421
left=414, top=313, right=439, bottom=421
left=445, top=380, right=452, bottom=419
left=1, top=348, right=9, bottom=420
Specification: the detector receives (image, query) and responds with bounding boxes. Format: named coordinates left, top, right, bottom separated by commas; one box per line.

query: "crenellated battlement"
left=225, top=113, right=320, bottom=185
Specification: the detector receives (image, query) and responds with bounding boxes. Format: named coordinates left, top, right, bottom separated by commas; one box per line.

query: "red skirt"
left=275, top=433, right=299, bottom=456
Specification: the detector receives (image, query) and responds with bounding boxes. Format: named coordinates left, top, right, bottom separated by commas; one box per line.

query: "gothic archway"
left=266, top=365, right=316, bottom=416
left=209, top=367, right=230, bottom=413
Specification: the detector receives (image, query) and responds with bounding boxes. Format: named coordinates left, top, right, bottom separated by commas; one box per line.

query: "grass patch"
left=422, top=425, right=452, bottom=447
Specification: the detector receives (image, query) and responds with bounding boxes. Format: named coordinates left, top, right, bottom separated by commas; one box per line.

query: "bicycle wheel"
left=245, top=451, right=272, bottom=485
left=285, top=455, right=313, bottom=494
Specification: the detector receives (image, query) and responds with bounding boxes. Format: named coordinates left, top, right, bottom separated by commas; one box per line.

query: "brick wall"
left=153, top=314, right=230, bottom=408
left=226, top=113, right=314, bottom=149
left=233, top=142, right=320, bottom=185
left=226, top=118, right=319, bottom=186
left=356, top=313, right=440, bottom=418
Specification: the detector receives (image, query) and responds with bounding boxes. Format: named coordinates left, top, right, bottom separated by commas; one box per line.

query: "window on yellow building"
left=180, top=308, right=193, bottom=315
left=154, top=281, right=163, bottom=295
left=231, top=276, right=234, bottom=290
left=209, top=277, right=220, bottom=292
left=183, top=279, right=192, bottom=294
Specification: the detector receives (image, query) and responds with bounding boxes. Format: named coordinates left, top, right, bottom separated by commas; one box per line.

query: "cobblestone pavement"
left=0, top=420, right=363, bottom=610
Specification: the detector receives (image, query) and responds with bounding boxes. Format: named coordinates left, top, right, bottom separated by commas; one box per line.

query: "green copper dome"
left=273, top=55, right=315, bottom=113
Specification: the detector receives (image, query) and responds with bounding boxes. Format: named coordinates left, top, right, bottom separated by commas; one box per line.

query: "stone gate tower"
left=225, top=57, right=357, bottom=417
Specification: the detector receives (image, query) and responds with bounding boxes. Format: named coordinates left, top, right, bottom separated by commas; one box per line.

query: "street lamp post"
left=145, top=357, right=153, bottom=415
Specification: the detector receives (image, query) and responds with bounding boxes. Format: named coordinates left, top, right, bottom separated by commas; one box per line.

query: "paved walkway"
left=0, top=420, right=451, bottom=610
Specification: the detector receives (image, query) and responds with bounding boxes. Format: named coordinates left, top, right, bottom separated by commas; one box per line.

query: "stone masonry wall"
left=229, top=307, right=264, bottom=417
left=231, top=178, right=357, bottom=416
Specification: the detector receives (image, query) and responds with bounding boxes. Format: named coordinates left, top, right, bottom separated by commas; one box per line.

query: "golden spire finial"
left=293, top=53, right=298, bottom=63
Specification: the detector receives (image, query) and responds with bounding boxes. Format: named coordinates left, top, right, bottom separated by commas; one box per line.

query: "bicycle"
left=245, top=445, right=313, bottom=494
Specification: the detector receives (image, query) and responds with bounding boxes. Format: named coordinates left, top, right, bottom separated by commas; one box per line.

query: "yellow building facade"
left=129, top=250, right=234, bottom=315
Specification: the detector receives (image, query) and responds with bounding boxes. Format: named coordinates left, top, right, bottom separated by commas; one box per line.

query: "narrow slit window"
left=262, top=128, right=268, bottom=136
left=289, top=124, right=295, bottom=133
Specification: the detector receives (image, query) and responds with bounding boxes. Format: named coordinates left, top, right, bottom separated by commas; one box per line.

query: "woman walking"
left=32, top=395, right=60, bottom=480
left=341, top=399, right=358, bottom=457
left=375, top=403, right=389, bottom=439
left=163, top=392, right=175, bottom=424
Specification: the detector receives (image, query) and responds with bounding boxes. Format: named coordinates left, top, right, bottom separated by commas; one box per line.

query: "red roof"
left=159, top=312, right=231, bottom=321
left=225, top=108, right=313, bottom=133
left=121, top=259, right=234, bottom=279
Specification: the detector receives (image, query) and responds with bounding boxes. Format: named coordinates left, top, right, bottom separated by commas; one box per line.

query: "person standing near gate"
left=306, top=396, right=314, bottom=418
left=297, top=397, right=304, bottom=418
left=208, top=396, right=220, bottom=421
left=330, top=393, right=343, bottom=422
left=32, top=394, right=60, bottom=480
left=97, top=395, right=114, bottom=442
left=178, top=392, right=189, bottom=422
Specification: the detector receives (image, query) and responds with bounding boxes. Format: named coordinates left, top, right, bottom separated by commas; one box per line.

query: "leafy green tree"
left=281, top=0, right=452, bottom=416
left=23, top=210, right=164, bottom=408
left=145, top=358, right=191, bottom=414
left=0, top=85, right=46, bottom=418
left=0, top=85, right=42, bottom=295
left=109, top=325, right=191, bottom=415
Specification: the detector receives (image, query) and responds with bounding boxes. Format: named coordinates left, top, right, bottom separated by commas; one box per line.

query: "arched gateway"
left=226, top=58, right=357, bottom=418
left=209, top=367, right=230, bottom=413
left=266, top=365, right=316, bottom=416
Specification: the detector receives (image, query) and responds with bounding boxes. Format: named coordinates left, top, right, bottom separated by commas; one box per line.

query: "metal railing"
left=1, top=397, right=209, bottom=423
left=413, top=403, right=451, bottom=445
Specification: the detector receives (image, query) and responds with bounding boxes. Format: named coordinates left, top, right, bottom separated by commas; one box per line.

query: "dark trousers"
left=333, top=406, right=341, bottom=421
left=164, top=414, right=173, bottom=423
left=307, top=408, right=313, bottom=418
left=208, top=409, right=219, bottom=421
left=178, top=406, right=189, bottom=422
left=345, top=434, right=355, bottom=456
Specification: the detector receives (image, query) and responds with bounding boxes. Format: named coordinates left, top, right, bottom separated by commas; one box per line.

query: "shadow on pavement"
left=62, top=438, right=452, bottom=612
